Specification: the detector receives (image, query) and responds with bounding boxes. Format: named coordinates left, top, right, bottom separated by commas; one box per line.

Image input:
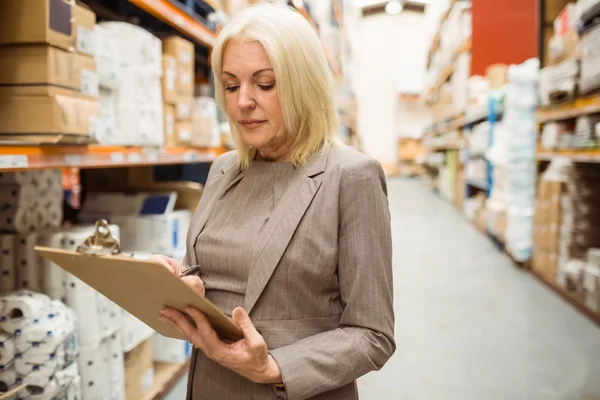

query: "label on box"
left=82, top=69, right=100, bottom=98
left=0, top=155, right=28, bottom=169
left=180, top=72, right=192, bottom=85
left=89, top=116, right=99, bottom=137
left=166, top=115, right=175, bottom=136
left=141, top=368, right=154, bottom=393
left=77, top=27, right=96, bottom=56
left=166, top=68, right=176, bottom=91
left=180, top=129, right=190, bottom=141
left=180, top=51, right=192, bottom=65
left=177, top=103, right=191, bottom=119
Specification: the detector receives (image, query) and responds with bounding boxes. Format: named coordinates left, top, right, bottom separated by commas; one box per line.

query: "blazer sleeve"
left=269, top=157, right=396, bottom=400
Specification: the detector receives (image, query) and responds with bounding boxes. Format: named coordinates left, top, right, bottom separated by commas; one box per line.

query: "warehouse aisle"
left=168, top=179, right=600, bottom=400
left=358, top=179, right=600, bottom=400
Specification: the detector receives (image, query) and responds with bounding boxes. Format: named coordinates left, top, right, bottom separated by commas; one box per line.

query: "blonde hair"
left=211, top=3, right=340, bottom=169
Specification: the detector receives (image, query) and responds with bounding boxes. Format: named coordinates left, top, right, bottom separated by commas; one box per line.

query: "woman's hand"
left=159, top=306, right=282, bottom=384
left=151, top=255, right=206, bottom=297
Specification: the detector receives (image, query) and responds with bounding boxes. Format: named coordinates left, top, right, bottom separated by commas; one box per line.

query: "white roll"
left=0, top=367, right=18, bottom=390
left=105, top=332, right=125, bottom=400
left=0, top=291, right=52, bottom=334
left=65, top=275, right=102, bottom=346
left=17, top=374, right=59, bottom=400
left=0, top=184, right=36, bottom=209
left=0, top=207, right=33, bottom=234
left=43, top=202, right=63, bottom=230
left=0, top=332, right=16, bottom=366
left=0, top=171, right=33, bottom=185
left=54, top=361, right=80, bottom=399
left=15, top=351, right=62, bottom=379
left=78, top=343, right=110, bottom=400
left=36, top=232, right=67, bottom=301
left=15, top=233, right=42, bottom=291
left=0, top=234, right=16, bottom=293
left=15, top=301, right=77, bottom=357
left=101, top=298, right=123, bottom=337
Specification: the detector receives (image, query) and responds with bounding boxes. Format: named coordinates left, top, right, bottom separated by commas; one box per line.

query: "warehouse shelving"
left=424, top=38, right=472, bottom=102
left=0, top=146, right=219, bottom=172
left=128, top=0, right=217, bottom=47
left=537, top=149, right=600, bottom=162
left=144, top=361, right=191, bottom=400
left=536, top=94, right=600, bottom=123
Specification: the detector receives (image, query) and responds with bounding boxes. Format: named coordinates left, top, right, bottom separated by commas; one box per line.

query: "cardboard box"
left=174, top=95, right=193, bottom=120
left=164, top=104, right=176, bottom=146
left=548, top=222, right=560, bottom=252
left=0, top=46, right=80, bottom=90
left=75, top=53, right=99, bottom=98
left=125, top=339, right=154, bottom=400
left=73, top=3, right=97, bottom=56
left=162, top=36, right=194, bottom=95
left=549, top=198, right=562, bottom=223
left=162, top=55, right=177, bottom=105
left=486, top=64, right=508, bottom=89
left=151, top=334, right=192, bottom=364
left=175, top=121, right=193, bottom=147
left=0, top=0, right=75, bottom=50
left=0, top=94, right=99, bottom=136
left=549, top=30, right=579, bottom=65
left=191, top=96, right=220, bottom=147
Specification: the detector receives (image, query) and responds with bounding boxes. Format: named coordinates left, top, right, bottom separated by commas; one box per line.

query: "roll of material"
left=43, top=203, right=63, bottom=230
left=36, top=232, right=67, bottom=301
left=99, top=295, right=123, bottom=337
left=78, top=343, right=110, bottom=400
left=0, top=207, right=34, bottom=234
left=15, top=350, right=63, bottom=379
left=17, top=374, right=60, bottom=400
left=0, top=332, right=16, bottom=366
left=0, top=235, right=16, bottom=293
left=15, top=301, right=77, bottom=358
left=16, top=233, right=42, bottom=292
left=65, top=275, right=102, bottom=346
left=54, top=361, right=81, bottom=400
left=0, top=184, right=36, bottom=209
left=0, top=171, right=34, bottom=185
left=0, top=367, right=18, bottom=390
left=105, top=333, right=125, bottom=400
left=0, top=291, right=52, bottom=334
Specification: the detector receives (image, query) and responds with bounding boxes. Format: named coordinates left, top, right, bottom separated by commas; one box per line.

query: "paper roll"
left=78, top=343, right=110, bottom=400
left=101, top=298, right=123, bottom=337
left=0, top=234, right=16, bottom=293
left=65, top=275, right=102, bottom=346
left=17, top=374, right=59, bottom=400
left=16, top=233, right=42, bottom=291
left=0, top=207, right=33, bottom=234
left=0, top=291, right=52, bottom=334
left=54, top=361, right=80, bottom=398
left=0, top=367, right=18, bottom=389
left=43, top=203, right=63, bottom=230
left=0, top=171, right=33, bottom=185
left=0, top=184, right=36, bottom=208
left=105, top=332, right=125, bottom=400
left=15, top=301, right=77, bottom=357
left=0, top=332, right=16, bottom=366
left=15, top=351, right=63, bottom=379
left=36, top=232, right=67, bottom=301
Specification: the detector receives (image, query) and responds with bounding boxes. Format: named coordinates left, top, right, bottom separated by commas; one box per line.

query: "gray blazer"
left=183, top=144, right=395, bottom=400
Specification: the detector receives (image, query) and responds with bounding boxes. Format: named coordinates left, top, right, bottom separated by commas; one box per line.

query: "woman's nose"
left=237, top=85, right=256, bottom=110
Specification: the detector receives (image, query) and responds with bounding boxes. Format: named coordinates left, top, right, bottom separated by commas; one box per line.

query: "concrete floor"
left=167, top=178, right=600, bottom=399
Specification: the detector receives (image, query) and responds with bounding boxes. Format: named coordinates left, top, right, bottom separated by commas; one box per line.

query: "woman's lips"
left=240, top=120, right=266, bottom=129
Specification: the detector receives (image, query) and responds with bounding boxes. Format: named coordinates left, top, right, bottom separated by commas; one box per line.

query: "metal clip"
left=76, top=220, right=121, bottom=256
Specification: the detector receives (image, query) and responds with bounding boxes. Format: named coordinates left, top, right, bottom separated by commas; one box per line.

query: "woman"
left=155, top=3, right=395, bottom=399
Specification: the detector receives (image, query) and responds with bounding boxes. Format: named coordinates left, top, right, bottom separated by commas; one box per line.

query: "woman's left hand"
left=159, top=306, right=282, bottom=385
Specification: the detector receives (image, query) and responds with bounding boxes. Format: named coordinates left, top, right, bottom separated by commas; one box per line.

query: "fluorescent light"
left=385, top=0, right=404, bottom=14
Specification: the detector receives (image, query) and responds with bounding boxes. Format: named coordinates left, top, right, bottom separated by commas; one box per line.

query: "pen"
left=179, top=265, right=201, bottom=278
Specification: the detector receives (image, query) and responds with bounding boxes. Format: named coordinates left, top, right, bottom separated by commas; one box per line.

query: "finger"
left=150, top=255, right=180, bottom=275
left=159, top=314, right=188, bottom=340
left=185, top=308, right=225, bottom=357
left=232, top=307, right=263, bottom=348
left=161, top=308, right=202, bottom=344
left=182, top=276, right=206, bottom=297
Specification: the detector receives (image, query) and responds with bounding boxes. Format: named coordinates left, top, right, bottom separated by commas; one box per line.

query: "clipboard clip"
left=76, top=220, right=122, bottom=256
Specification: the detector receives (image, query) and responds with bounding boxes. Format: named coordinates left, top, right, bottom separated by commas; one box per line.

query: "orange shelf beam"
left=129, top=0, right=217, bottom=47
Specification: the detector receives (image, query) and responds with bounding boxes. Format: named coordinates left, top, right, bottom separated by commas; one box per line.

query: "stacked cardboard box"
left=533, top=180, right=563, bottom=282
left=125, top=339, right=154, bottom=400
left=584, top=249, right=600, bottom=312
left=0, top=0, right=100, bottom=144
left=162, top=36, right=195, bottom=147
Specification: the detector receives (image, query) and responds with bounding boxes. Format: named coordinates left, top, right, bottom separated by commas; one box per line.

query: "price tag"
left=0, top=155, right=28, bottom=169
left=146, top=151, right=159, bottom=163
left=128, top=153, right=142, bottom=163
left=65, top=155, right=81, bottom=166
left=77, top=27, right=96, bottom=56
left=184, top=152, right=198, bottom=163
left=110, top=152, right=125, bottom=164
left=82, top=69, right=100, bottom=98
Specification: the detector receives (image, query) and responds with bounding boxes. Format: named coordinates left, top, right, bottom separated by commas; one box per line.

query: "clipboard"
left=33, top=223, right=243, bottom=343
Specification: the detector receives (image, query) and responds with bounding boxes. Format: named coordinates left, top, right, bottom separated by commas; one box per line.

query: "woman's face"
left=221, top=40, right=288, bottom=157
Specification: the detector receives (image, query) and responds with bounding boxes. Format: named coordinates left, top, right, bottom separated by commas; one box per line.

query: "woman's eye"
left=225, top=86, right=239, bottom=92
left=258, top=84, right=275, bottom=91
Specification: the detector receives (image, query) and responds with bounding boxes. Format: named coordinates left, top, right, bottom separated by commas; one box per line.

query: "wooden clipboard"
left=34, top=246, right=244, bottom=343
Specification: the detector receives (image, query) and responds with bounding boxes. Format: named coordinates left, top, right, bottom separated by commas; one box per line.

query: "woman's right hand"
left=150, top=255, right=206, bottom=297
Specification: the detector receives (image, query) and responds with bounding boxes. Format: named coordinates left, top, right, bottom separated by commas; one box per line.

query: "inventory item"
left=162, top=36, right=195, bottom=95
left=580, top=22, right=600, bottom=94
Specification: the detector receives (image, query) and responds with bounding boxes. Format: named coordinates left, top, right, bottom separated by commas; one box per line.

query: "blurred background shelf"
left=536, top=95, right=600, bottom=123
left=0, top=146, right=220, bottom=171
left=537, top=149, right=600, bottom=162
left=144, top=361, right=191, bottom=400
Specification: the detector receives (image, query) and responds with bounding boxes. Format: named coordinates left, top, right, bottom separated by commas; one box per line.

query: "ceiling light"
left=385, top=0, right=404, bottom=14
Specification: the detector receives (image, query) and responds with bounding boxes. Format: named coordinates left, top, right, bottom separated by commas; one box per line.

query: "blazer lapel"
left=244, top=146, right=331, bottom=313
left=188, top=156, right=243, bottom=265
